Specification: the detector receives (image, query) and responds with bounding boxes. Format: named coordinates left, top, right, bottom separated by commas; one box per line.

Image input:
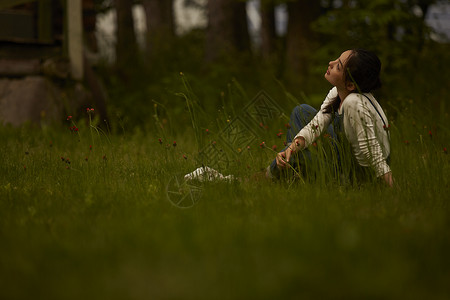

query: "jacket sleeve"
left=345, top=97, right=391, bottom=177
left=294, top=87, right=337, bottom=148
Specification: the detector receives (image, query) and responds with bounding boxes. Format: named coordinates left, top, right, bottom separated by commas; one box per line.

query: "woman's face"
left=325, top=50, right=353, bottom=89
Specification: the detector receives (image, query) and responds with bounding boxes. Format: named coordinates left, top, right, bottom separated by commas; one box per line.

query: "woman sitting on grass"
left=267, top=49, right=393, bottom=187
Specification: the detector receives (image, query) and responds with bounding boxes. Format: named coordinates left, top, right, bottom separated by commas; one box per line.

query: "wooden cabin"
left=0, top=0, right=106, bottom=126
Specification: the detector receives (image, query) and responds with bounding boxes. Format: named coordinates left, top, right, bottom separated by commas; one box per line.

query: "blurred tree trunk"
left=142, top=0, right=174, bottom=60
left=115, top=0, right=138, bottom=75
left=407, top=0, right=435, bottom=51
left=205, top=0, right=250, bottom=62
left=285, top=0, right=322, bottom=82
left=260, top=0, right=276, bottom=59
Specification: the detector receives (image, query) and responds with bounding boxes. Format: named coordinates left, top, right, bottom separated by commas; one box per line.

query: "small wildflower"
left=205, top=129, right=209, bottom=134
left=67, top=116, right=72, bottom=121
left=247, top=146, right=251, bottom=150
left=212, top=141, right=217, bottom=146
left=102, top=155, right=107, bottom=161
left=428, top=130, right=432, bottom=138
left=259, top=122, right=264, bottom=128
left=285, top=123, right=291, bottom=129
left=60, top=157, right=65, bottom=161
left=312, top=142, right=317, bottom=147
left=158, top=138, right=163, bottom=145
left=277, top=132, right=283, bottom=138
left=404, top=140, right=410, bottom=145
left=89, top=145, right=92, bottom=151
left=444, top=147, right=448, bottom=154
left=383, top=124, right=391, bottom=131
left=237, top=148, right=242, bottom=153
left=173, top=141, right=177, bottom=147
left=24, top=165, right=26, bottom=170
left=259, top=142, right=266, bottom=148
left=272, top=145, right=277, bottom=151
left=86, top=108, right=94, bottom=113
left=183, top=154, right=187, bottom=159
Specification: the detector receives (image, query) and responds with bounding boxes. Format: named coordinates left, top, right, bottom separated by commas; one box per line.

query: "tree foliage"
left=96, top=0, right=448, bottom=129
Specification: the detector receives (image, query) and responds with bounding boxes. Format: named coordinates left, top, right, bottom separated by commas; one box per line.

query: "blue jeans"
left=268, top=104, right=340, bottom=179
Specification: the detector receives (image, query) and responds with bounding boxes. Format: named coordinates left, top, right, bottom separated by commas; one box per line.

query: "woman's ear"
left=346, top=81, right=355, bottom=92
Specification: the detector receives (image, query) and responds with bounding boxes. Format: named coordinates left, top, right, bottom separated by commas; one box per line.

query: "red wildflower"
left=444, top=147, right=448, bottom=154
left=67, top=116, right=72, bottom=121
left=277, top=132, right=283, bottom=138
left=60, top=156, right=65, bottom=161
left=86, top=108, right=94, bottom=113
left=183, top=154, right=187, bottom=159
left=212, top=141, right=216, bottom=146
left=259, top=142, right=266, bottom=148
left=247, top=146, right=251, bottom=150
left=158, top=138, right=163, bottom=145
left=404, top=140, right=410, bottom=145
left=89, top=145, right=92, bottom=150
left=173, top=141, right=177, bottom=147
left=285, top=123, right=291, bottom=129
left=272, top=145, right=277, bottom=151
left=312, top=142, right=317, bottom=147
left=205, top=129, right=209, bottom=134
left=429, top=130, right=432, bottom=138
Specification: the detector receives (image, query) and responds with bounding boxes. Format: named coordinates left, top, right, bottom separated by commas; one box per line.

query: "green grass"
left=0, top=95, right=449, bottom=299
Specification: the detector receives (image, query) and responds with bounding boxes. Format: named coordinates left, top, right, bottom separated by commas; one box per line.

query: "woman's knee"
left=290, top=104, right=316, bottom=122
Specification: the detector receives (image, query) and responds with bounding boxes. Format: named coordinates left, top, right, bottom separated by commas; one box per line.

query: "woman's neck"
left=337, top=87, right=350, bottom=109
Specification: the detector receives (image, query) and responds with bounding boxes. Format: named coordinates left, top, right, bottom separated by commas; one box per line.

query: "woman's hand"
left=276, top=137, right=305, bottom=169
left=381, top=171, right=394, bottom=187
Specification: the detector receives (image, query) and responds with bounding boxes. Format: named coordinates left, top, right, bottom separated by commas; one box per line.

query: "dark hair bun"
left=346, top=49, right=382, bottom=93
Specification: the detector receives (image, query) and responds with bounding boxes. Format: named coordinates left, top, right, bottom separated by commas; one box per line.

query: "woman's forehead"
left=340, top=50, right=353, bottom=62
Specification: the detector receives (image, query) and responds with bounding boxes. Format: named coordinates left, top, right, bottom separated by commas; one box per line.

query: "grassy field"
left=1, top=94, right=449, bottom=299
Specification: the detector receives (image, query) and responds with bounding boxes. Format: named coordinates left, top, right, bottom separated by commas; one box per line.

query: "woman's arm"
left=345, top=95, right=391, bottom=178
left=292, top=88, right=337, bottom=148
left=276, top=87, right=336, bottom=169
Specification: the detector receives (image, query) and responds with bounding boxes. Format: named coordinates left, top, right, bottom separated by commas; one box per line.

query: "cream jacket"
left=294, top=87, right=391, bottom=177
